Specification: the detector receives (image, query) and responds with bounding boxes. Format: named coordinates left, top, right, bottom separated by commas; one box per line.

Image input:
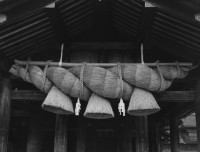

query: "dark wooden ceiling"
left=0, top=0, right=200, bottom=62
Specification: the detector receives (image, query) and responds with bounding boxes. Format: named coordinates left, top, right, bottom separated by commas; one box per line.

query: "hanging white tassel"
left=118, top=98, right=125, bottom=116
left=75, top=98, right=81, bottom=116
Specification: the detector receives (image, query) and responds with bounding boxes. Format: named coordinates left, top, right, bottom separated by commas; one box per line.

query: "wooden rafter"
left=146, top=0, right=200, bottom=24
left=0, top=0, right=58, bottom=24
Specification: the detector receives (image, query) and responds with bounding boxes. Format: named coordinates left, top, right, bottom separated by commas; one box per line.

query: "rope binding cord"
left=41, top=60, right=51, bottom=93
left=118, top=62, right=125, bottom=116
left=156, top=60, right=164, bottom=92
left=24, top=58, right=31, bottom=82
left=75, top=62, right=86, bottom=116
left=176, top=61, right=181, bottom=78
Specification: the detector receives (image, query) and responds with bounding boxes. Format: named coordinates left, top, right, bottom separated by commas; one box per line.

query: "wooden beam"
left=68, top=42, right=136, bottom=51
left=54, top=115, right=68, bottom=152
left=0, top=78, right=11, bottom=152
left=0, top=0, right=57, bottom=24
left=169, top=113, right=180, bottom=152
left=11, top=90, right=196, bottom=102
left=12, top=90, right=46, bottom=101
left=195, top=79, right=200, bottom=151
left=155, top=91, right=195, bottom=102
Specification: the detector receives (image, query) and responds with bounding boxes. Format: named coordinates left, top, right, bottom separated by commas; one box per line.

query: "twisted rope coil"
left=9, top=62, right=192, bottom=102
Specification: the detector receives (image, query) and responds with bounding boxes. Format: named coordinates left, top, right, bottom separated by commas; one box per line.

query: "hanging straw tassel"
left=84, top=93, right=114, bottom=119
left=127, top=87, right=160, bottom=116
left=42, top=86, right=74, bottom=114
left=127, top=44, right=160, bottom=116
left=42, top=48, right=74, bottom=114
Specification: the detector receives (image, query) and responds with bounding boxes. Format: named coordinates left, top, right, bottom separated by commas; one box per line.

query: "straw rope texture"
left=10, top=63, right=192, bottom=100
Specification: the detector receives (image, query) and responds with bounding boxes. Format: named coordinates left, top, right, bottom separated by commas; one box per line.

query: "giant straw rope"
left=9, top=61, right=193, bottom=102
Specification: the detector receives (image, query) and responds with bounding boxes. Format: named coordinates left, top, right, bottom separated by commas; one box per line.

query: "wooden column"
left=149, top=122, right=156, bottom=152
left=26, top=114, right=43, bottom=152
left=0, top=78, right=11, bottom=152
left=195, top=79, right=200, bottom=151
left=76, top=118, right=87, bottom=152
left=122, top=118, right=132, bottom=152
left=169, top=113, right=179, bottom=152
left=135, top=116, right=149, bottom=152
left=54, top=114, right=68, bottom=152
left=155, top=123, right=161, bottom=152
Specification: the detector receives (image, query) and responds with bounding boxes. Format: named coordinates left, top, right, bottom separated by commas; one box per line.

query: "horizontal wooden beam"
left=155, top=91, right=195, bottom=102
left=12, top=90, right=46, bottom=101
left=11, top=90, right=195, bottom=102
left=68, top=42, right=136, bottom=50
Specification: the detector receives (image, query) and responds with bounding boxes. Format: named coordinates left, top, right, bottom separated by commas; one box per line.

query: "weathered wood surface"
left=155, top=123, right=161, bottom=152
left=54, top=115, right=68, bottom=152
left=26, top=114, right=43, bottom=152
left=135, top=116, right=149, bottom=152
left=0, top=0, right=57, bottom=23
left=122, top=118, right=132, bottom=152
left=147, top=0, right=199, bottom=24
left=11, top=90, right=196, bottom=102
left=68, top=42, right=136, bottom=51
left=76, top=118, right=87, bottom=152
left=0, top=78, right=11, bottom=152
left=170, top=113, right=180, bottom=152
left=195, top=79, right=200, bottom=151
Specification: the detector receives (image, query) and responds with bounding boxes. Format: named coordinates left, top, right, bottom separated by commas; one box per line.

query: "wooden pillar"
left=26, top=114, right=43, bottom=152
left=122, top=118, right=132, bottom=152
left=195, top=79, right=200, bottom=151
left=54, top=114, right=68, bottom=152
left=169, top=113, right=179, bottom=152
left=86, top=123, right=94, bottom=152
left=135, top=116, right=149, bottom=152
left=155, top=123, right=161, bottom=152
left=0, top=78, right=11, bottom=152
left=76, top=118, right=87, bottom=152
left=149, top=122, right=156, bottom=152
